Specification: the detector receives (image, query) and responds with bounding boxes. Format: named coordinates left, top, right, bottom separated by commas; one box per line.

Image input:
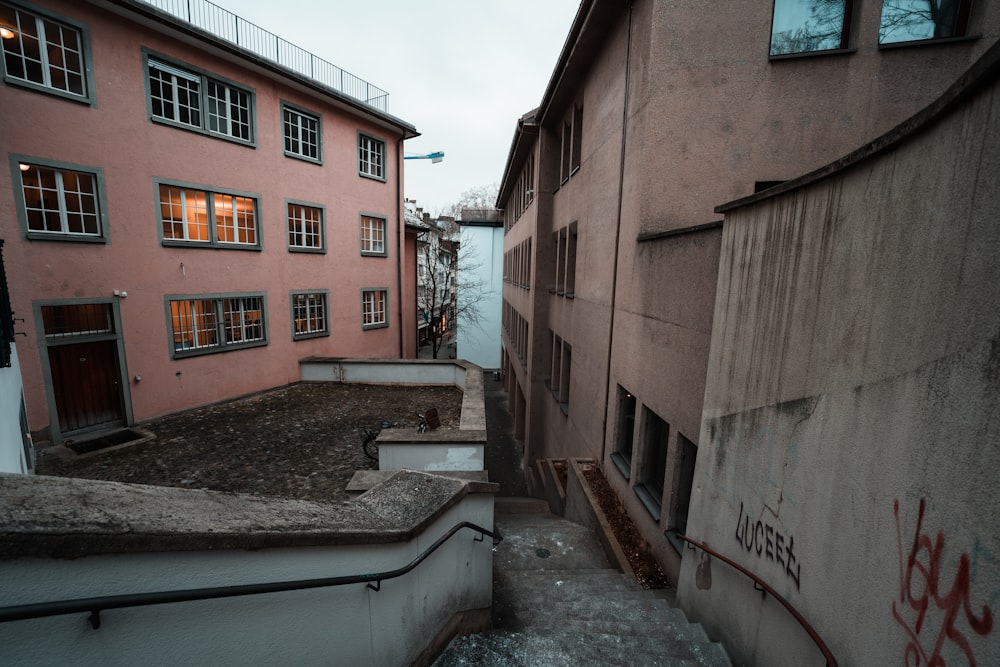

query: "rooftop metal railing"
left=136, top=0, right=390, bottom=112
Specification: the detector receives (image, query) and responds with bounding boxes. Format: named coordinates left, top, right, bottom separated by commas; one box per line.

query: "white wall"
left=457, top=225, right=503, bottom=369
left=0, top=346, right=29, bottom=474
left=0, top=493, right=494, bottom=666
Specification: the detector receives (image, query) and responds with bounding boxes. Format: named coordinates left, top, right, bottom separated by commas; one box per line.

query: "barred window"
left=168, top=294, right=266, bottom=357
left=292, top=291, right=328, bottom=339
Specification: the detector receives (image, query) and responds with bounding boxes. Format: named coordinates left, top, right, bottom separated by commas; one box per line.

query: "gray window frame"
left=154, top=177, right=262, bottom=251
left=359, top=212, right=388, bottom=257
left=281, top=100, right=322, bottom=164
left=634, top=406, right=669, bottom=521
left=361, top=287, right=389, bottom=330
left=0, top=0, right=96, bottom=105
left=290, top=289, right=329, bottom=340
left=164, top=292, right=268, bottom=359
left=143, top=49, right=257, bottom=147
left=357, top=130, right=387, bottom=182
left=611, top=385, right=637, bottom=480
left=9, top=154, right=109, bottom=243
left=286, top=198, right=326, bottom=253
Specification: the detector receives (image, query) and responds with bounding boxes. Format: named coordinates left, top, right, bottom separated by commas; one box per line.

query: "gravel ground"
left=37, top=383, right=463, bottom=503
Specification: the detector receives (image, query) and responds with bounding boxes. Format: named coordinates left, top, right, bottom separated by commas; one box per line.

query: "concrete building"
left=457, top=209, right=503, bottom=370
left=498, top=0, right=998, bottom=661
left=1, top=0, right=418, bottom=445
left=680, top=39, right=1000, bottom=666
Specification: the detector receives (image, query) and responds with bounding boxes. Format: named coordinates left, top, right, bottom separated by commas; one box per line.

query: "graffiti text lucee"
left=734, top=501, right=801, bottom=590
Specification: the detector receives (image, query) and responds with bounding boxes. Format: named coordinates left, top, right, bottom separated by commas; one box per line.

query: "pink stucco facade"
left=1, top=0, right=417, bottom=443
left=499, top=0, right=999, bottom=589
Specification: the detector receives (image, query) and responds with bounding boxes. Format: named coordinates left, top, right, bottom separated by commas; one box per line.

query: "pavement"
left=482, top=370, right=528, bottom=497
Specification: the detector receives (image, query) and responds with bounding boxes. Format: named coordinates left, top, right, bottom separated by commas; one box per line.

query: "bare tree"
left=879, top=0, right=965, bottom=43
left=416, top=196, right=494, bottom=359
left=438, top=183, right=499, bottom=219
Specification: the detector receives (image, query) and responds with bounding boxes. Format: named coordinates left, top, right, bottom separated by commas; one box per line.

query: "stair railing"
left=0, top=521, right=500, bottom=630
left=666, top=529, right=837, bottom=667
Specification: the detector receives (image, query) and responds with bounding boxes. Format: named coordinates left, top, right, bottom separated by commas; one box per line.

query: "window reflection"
left=879, top=0, right=970, bottom=44
left=770, top=0, right=851, bottom=56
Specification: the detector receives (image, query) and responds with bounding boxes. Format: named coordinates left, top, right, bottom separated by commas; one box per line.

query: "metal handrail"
left=133, top=0, right=390, bottom=112
left=667, top=530, right=838, bottom=667
left=0, top=521, right=500, bottom=630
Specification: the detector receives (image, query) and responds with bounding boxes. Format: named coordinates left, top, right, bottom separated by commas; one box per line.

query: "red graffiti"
left=893, top=499, right=993, bottom=666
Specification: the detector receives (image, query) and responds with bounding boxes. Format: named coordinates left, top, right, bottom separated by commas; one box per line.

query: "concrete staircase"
left=434, top=504, right=731, bottom=667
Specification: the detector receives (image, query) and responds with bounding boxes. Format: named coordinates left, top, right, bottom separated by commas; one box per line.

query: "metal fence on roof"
left=137, top=0, right=390, bottom=113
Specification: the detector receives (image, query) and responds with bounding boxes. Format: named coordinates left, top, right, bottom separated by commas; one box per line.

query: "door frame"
left=34, top=298, right=133, bottom=444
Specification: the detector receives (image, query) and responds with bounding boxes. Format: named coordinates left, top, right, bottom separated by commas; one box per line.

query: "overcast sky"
left=213, top=0, right=581, bottom=214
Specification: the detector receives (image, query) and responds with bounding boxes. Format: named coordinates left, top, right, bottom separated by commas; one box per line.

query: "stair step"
left=494, top=497, right=550, bottom=514
left=435, top=630, right=724, bottom=667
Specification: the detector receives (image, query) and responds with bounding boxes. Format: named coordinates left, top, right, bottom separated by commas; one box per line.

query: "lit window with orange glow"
left=157, top=182, right=259, bottom=250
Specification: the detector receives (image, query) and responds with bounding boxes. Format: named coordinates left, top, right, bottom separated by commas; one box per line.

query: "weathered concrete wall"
left=0, top=347, right=29, bottom=474
left=678, top=49, right=1000, bottom=667
left=0, top=471, right=496, bottom=666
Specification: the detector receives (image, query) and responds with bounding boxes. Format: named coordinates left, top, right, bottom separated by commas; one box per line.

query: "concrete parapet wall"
left=0, top=471, right=497, bottom=666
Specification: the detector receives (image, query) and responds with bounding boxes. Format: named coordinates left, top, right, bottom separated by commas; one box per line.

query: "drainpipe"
left=396, top=133, right=404, bottom=358
left=600, top=0, right=634, bottom=464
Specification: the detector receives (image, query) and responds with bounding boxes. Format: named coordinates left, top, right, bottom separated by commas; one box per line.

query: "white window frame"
left=358, top=131, right=386, bottom=181
left=156, top=179, right=261, bottom=250
left=291, top=290, right=329, bottom=340
left=166, top=293, right=267, bottom=358
left=286, top=200, right=325, bottom=253
left=0, top=1, right=94, bottom=103
left=145, top=52, right=255, bottom=145
left=10, top=154, right=107, bottom=242
left=282, top=101, right=322, bottom=163
left=361, top=288, right=389, bottom=330
left=359, top=213, right=387, bottom=256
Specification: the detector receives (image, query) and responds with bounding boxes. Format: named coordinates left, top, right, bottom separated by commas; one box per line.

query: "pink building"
left=1, top=0, right=418, bottom=445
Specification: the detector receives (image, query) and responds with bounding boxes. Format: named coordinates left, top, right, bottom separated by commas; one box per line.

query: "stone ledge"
left=347, top=470, right=492, bottom=495
left=0, top=470, right=494, bottom=560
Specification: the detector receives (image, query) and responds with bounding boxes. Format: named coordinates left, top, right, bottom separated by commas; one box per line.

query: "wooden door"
left=48, top=339, right=124, bottom=433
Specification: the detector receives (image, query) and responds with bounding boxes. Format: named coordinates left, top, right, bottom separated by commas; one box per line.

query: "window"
left=282, top=102, right=321, bottom=162
left=167, top=294, right=266, bottom=357
left=671, top=434, right=698, bottom=534
left=147, top=55, right=254, bottom=143
left=358, top=132, right=386, bottom=181
left=287, top=201, right=324, bottom=252
left=12, top=156, right=106, bottom=242
left=291, top=291, right=328, bottom=339
left=360, top=214, right=387, bottom=256
left=879, top=0, right=972, bottom=45
left=361, top=288, right=388, bottom=329
left=769, top=0, right=853, bottom=56
left=157, top=181, right=260, bottom=249
left=611, top=387, right=637, bottom=479
left=0, top=2, right=92, bottom=102
left=635, top=408, right=669, bottom=520
left=571, top=104, right=583, bottom=173
left=561, top=120, right=572, bottom=183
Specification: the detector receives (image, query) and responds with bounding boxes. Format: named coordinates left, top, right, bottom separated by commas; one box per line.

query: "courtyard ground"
left=38, top=382, right=463, bottom=503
